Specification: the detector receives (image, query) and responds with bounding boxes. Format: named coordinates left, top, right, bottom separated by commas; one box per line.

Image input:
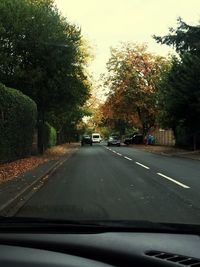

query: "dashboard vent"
left=146, top=251, right=200, bottom=266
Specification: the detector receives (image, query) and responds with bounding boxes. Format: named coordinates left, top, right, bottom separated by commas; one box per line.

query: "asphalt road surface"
left=16, top=143, right=200, bottom=224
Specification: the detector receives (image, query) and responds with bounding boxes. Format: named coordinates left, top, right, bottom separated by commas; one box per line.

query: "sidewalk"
left=129, top=144, right=200, bottom=161
left=0, top=143, right=79, bottom=215
left=0, top=143, right=80, bottom=183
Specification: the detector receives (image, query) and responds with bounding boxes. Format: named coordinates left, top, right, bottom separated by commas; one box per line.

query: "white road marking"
left=124, top=156, right=132, bottom=161
left=135, top=162, right=150, bottom=169
left=157, top=173, right=190, bottom=189
left=104, top=146, right=190, bottom=190
left=105, top=147, right=122, bottom=157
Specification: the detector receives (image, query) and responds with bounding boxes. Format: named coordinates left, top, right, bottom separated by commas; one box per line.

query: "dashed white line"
left=135, top=162, right=150, bottom=169
left=104, top=146, right=190, bottom=189
left=124, top=156, right=132, bottom=161
left=157, top=173, right=190, bottom=189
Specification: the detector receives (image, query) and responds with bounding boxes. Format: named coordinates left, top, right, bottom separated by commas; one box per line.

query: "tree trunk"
left=37, top=110, right=45, bottom=154
left=193, top=133, right=197, bottom=151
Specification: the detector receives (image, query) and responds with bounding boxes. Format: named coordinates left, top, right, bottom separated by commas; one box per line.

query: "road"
left=16, top=143, right=200, bottom=224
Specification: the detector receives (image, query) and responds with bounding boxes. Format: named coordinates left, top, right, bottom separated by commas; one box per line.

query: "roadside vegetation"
left=0, top=0, right=92, bottom=163
left=154, top=18, right=200, bottom=149
left=1, top=0, right=200, bottom=169
left=100, top=43, right=170, bottom=137
left=95, top=19, right=200, bottom=149
left=0, top=83, right=37, bottom=163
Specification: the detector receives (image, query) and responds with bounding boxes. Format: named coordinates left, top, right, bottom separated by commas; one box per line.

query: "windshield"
left=1, top=0, right=200, bottom=230
left=92, top=135, right=100, bottom=138
left=110, top=136, right=119, bottom=140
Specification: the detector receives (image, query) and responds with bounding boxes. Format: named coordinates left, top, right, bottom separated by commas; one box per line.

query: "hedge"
left=44, top=122, right=57, bottom=149
left=0, top=83, right=37, bottom=163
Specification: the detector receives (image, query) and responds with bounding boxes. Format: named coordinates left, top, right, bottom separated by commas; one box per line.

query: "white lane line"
left=124, top=156, right=132, bottom=161
left=135, top=162, right=150, bottom=169
left=105, top=147, right=122, bottom=157
left=157, top=173, right=190, bottom=189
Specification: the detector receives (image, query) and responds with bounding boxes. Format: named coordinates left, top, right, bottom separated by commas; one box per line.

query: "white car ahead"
left=92, top=133, right=101, bottom=143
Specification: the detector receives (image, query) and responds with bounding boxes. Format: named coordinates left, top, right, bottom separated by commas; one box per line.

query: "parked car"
left=124, top=133, right=143, bottom=145
left=81, top=135, right=92, bottom=146
left=107, top=135, right=121, bottom=146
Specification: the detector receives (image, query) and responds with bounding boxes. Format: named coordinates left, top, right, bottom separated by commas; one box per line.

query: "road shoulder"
left=0, top=144, right=79, bottom=216
left=128, top=144, right=200, bottom=161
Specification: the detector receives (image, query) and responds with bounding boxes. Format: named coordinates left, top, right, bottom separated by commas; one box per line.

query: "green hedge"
left=44, top=122, right=57, bottom=149
left=0, top=83, right=37, bottom=163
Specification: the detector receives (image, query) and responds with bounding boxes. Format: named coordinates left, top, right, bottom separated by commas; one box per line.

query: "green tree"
left=154, top=18, right=200, bottom=148
left=153, top=17, right=200, bottom=55
left=0, top=0, right=90, bottom=153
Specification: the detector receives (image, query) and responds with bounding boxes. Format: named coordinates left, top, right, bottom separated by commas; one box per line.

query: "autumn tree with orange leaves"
left=101, top=43, right=170, bottom=136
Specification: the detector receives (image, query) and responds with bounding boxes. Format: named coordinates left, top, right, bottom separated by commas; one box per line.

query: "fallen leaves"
left=0, top=157, right=46, bottom=183
left=0, top=143, right=80, bottom=184
left=44, top=143, right=78, bottom=159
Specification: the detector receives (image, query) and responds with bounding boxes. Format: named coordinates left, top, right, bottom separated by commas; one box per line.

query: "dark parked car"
left=81, top=135, right=92, bottom=146
left=107, top=135, right=121, bottom=146
left=124, top=133, right=143, bottom=145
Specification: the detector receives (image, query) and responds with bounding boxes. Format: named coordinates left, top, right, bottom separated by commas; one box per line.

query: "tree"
left=153, top=17, right=200, bottom=55
left=0, top=0, right=91, bottom=152
left=154, top=18, right=200, bottom=148
left=47, top=105, right=91, bottom=143
left=101, top=43, right=169, bottom=135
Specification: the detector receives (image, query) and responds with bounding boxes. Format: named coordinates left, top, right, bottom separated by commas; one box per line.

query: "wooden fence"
left=149, top=127, right=175, bottom=146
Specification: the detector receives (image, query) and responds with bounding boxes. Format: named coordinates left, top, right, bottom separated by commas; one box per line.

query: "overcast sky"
left=55, top=0, right=200, bottom=79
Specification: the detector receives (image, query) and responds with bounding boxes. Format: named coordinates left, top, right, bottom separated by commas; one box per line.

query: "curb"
left=0, top=149, right=77, bottom=216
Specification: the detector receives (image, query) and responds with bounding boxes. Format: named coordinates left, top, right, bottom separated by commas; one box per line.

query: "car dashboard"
left=0, top=231, right=200, bottom=267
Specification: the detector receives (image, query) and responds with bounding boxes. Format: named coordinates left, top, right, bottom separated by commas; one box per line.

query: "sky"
left=55, top=0, right=200, bottom=80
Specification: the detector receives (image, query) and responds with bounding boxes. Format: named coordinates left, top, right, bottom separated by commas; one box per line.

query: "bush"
left=175, top=124, right=200, bottom=149
left=44, top=122, right=57, bottom=149
left=0, top=83, right=37, bottom=163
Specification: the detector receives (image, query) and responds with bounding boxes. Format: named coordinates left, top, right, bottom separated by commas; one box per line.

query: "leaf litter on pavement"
left=0, top=143, right=79, bottom=184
